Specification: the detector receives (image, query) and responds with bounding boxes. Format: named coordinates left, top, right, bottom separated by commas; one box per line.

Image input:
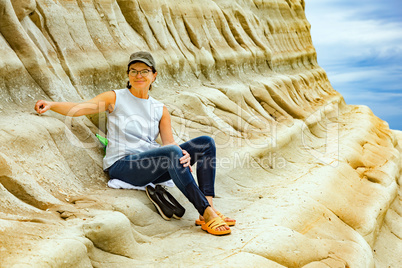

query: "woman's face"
left=128, top=62, right=157, bottom=91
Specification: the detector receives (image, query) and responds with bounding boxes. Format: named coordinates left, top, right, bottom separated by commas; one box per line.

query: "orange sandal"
left=196, top=211, right=236, bottom=226
left=201, top=217, right=231, bottom=236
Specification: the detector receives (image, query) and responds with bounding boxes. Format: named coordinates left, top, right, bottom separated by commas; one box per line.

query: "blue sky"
left=305, top=0, right=402, bottom=130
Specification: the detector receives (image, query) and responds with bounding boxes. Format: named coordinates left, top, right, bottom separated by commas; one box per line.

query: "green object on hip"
left=95, top=134, right=108, bottom=152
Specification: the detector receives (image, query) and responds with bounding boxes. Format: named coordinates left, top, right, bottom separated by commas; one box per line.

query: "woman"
left=35, top=51, right=235, bottom=235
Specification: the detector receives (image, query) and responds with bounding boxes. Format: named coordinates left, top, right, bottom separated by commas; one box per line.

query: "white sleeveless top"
left=103, top=88, right=164, bottom=170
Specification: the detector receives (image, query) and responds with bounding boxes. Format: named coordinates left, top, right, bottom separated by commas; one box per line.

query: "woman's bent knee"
left=201, top=136, right=216, bottom=152
left=193, top=136, right=215, bottom=148
left=162, top=144, right=183, bottom=157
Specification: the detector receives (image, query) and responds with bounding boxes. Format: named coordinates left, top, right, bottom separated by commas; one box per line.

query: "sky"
left=304, top=0, right=402, bottom=130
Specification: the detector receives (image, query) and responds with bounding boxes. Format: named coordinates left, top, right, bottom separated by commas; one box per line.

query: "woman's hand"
left=180, top=149, right=193, bottom=172
left=35, top=100, right=52, bottom=114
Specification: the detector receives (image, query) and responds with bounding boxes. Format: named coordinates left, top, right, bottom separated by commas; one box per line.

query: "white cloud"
left=307, top=6, right=402, bottom=52
left=304, top=0, right=402, bottom=130
left=329, top=69, right=384, bottom=83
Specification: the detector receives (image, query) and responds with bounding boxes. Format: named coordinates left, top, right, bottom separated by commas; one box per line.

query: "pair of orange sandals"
left=195, top=211, right=236, bottom=236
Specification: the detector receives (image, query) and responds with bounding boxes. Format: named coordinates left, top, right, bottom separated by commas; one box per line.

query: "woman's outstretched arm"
left=34, top=91, right=116, bottom=117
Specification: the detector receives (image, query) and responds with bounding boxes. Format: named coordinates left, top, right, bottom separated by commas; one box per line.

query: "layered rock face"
left=0, top=0, right=401, bottom=267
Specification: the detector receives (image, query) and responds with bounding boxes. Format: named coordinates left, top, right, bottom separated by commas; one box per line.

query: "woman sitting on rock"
left=34, top=51, right=235, bottom=235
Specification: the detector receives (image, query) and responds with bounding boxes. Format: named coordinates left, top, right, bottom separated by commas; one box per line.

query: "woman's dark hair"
left=126, top=62, right=157, bottom=90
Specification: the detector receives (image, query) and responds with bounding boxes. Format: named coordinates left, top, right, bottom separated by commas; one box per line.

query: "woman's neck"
left=129, top=87, right=149, bottom=99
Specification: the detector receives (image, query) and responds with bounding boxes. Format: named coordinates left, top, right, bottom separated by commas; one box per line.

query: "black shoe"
left=145, top=185, right=174, bottom=221
left=155, top=185, right=186, bottom=219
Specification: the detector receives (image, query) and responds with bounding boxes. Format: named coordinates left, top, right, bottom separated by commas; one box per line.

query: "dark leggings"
left=108, top=136, right=216, bottom=215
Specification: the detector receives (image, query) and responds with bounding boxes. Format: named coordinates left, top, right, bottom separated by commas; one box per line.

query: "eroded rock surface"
left=0, top=0, right=401, bottom=267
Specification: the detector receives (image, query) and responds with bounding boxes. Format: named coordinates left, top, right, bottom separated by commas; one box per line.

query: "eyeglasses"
left=129, top=69, right=153, bottom=77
